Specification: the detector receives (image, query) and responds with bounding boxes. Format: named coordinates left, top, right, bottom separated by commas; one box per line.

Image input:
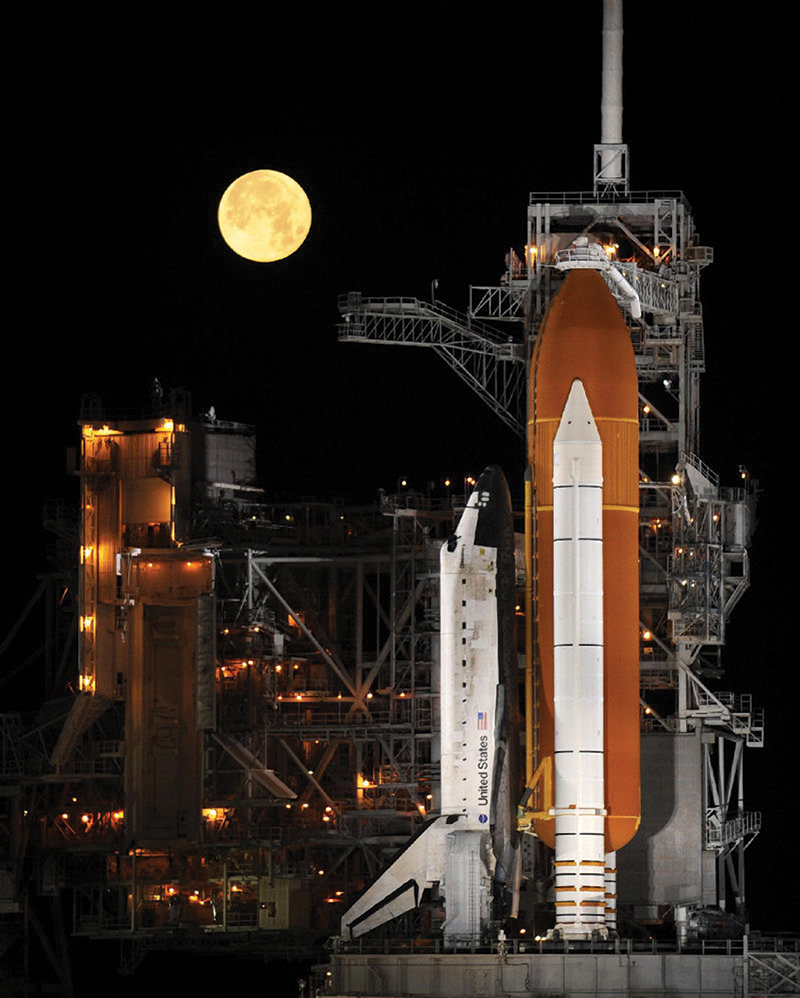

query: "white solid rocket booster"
left=551, top=379, right=607, bottom=938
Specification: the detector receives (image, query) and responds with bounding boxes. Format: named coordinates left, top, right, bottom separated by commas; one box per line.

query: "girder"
left=338, top=293, right=526, bottom=437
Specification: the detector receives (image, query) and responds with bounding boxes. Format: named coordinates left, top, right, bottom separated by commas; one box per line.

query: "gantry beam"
left=337, top=294, right=526, bottom=437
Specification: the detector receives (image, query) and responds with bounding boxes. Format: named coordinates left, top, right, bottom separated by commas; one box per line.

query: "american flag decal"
left=477, top=711, right=488, bottom=730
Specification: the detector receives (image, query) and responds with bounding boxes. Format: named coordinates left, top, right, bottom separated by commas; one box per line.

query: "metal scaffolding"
left=1, top=465, right=460, bottom=980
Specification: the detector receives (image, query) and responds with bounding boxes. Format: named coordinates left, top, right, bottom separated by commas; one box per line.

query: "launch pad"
left=2, top=4, right=798, bottom=998
left=320, top=936, right=797, bottom=998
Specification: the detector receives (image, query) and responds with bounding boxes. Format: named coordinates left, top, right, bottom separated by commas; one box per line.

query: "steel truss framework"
left=746, top=942, right=800, bottom=996
left=1, top=494, right=457, bottom=977
left=212, top=514, right=441, bottom=821
left=679, top=663, right=764, bottom=915
left=338, top=294, right=526, bottom=436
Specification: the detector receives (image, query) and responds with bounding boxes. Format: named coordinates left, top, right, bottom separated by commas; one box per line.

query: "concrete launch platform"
left=318, top=937, right=800, bottom=998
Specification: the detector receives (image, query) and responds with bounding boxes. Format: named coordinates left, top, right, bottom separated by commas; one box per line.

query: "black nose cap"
left=472, top=466, right=512, bottom=549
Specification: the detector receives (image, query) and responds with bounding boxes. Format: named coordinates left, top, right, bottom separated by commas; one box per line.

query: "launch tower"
left=324, top=2, right=793, bottom=995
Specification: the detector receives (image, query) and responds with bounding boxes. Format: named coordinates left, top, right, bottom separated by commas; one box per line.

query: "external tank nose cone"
left=532, top=269, right=638, bottom=423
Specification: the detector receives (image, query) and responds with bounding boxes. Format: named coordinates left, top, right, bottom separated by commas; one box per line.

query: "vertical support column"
left=80, top=458, right=98, bottom=694
left=677, top=650, right=689, bottom=734
left=355, top=559, right=364, bottom=691
left=390, top=513, right=399, bottom=687
left=246, top=549, right=254, bottom=615
left=223, top=860, right=228, bottom=930
left=604, top=851, right=617, bottom=934
left=717, top=734, right=726, bottom=911
left=131, top=851, right=136, bottom=932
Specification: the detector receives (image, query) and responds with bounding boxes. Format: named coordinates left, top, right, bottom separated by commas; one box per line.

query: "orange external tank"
left=528, top=268, right=640, bottom=853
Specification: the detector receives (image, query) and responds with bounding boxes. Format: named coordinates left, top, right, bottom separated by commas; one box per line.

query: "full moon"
left=217, top=170, right=312, bottom=262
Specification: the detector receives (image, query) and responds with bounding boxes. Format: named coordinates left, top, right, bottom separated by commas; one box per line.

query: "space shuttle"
left=340, top=466, right=519, bottom=947
left=340, top=268, right=641, bottom=946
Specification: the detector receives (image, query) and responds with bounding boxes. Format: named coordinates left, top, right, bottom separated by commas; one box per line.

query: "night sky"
left=5, top=1, right=795, bottom=975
